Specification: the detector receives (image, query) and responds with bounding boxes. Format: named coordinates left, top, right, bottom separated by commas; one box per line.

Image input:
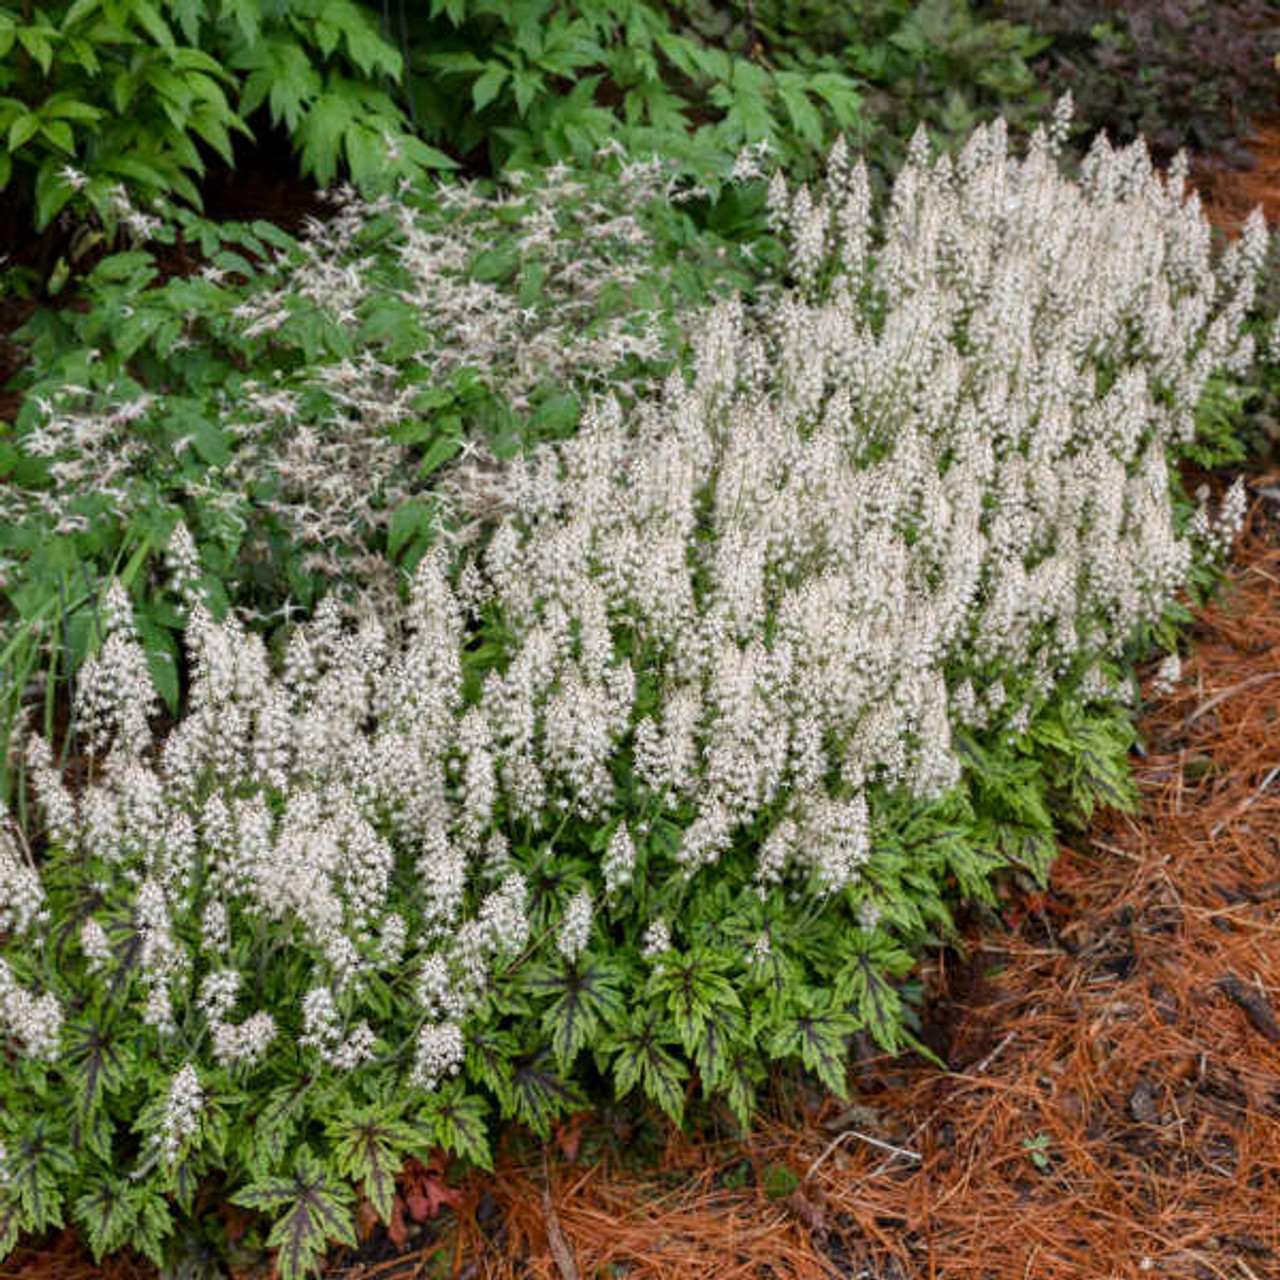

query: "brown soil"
left=4, top=127, right=1280, bottom=1280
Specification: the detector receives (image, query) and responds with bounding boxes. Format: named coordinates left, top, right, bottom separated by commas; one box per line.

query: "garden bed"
left=2, top=101, right=1279, bottom=1280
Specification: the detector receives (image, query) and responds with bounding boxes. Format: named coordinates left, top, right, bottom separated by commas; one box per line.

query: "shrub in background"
left=0, top=0, right=454, bottom=251
left=399, top=0, right=857, bottom=185
left=0, top=142, right=783, bottom=829
left=400, top=0, right=1056, bottom=192
left=0, top=0, right=858, bottom=267
left=742, top=0, right=1052, bottom=173
left=0, top=102, right=1264, bottom=1279
left=0, top=0, right=1063, bottom=281
left=992, top=0, right=1280, bottom=164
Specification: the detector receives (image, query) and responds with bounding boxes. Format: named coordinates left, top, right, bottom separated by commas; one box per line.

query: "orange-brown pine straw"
left=6, top=131, right=1280, bottom=1280
left=1193, top=121, right=1280, bottom=234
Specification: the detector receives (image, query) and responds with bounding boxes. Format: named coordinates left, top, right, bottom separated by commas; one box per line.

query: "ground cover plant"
left=0, top=101, right=1273, bottom=1279
left=448, top=487, right=1280, bottom=1279
left=0, top=141, right=784, bottom=830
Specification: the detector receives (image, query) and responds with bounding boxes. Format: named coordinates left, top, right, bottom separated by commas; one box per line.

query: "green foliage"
left=0, top=0, right=248, bottom=233
left=0, top=0, right=1059, bottom=273
left=1185, top=373, right=1257, bottom=472
left=395, top=0, right=1054, bottom=189
left=745, top=0, right=1052, bottom=173
left=0, top=595, right=1235, bottom=1278
left=0, top=0, right=449, bottom=261
left=230, top=1149, right=357, bottom=1280
left=0, top=633, right=1181, bottom=1279
left=0, top=149, right=780, bottom=829
left=402, top=0, right=861, bottom=186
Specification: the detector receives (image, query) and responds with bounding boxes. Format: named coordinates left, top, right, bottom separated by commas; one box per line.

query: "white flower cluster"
left=158, top=1063, right=203, bottom=1166
left=1150, top=653, right=1183, bottom=698
left=0, top=819, right=45, bottom=938
left=0, top=957, right=62, bottom=1060
left=79, top=919, right=112, bottom=972
left=641, top=919, right=672, bottom=960
left=3, top=102, right=1260, bottom=1087
left=454, top=100, right=1254, bottom=891
left=298, top=986, right=377, bottom=1072
left=196, top=969, right=278, bottom=1068
left=602, top=824, right=637, bottom=898
left=557, top=888, right=594, bottom=962
left=408, top=1019, right=465, bottom=1091
left=72, top=581, right=160, bottom=761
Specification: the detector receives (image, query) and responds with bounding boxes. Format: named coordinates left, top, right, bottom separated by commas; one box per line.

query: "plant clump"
left=0, top=100, right=1266, bottom=1280
left=0, top=143, right=781, bottom=811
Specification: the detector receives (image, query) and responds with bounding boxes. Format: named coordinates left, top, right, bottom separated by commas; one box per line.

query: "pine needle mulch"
left=1193, top=120, right=1280, bottom=234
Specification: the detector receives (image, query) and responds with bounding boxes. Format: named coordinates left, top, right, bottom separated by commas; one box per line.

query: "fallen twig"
left=1183, top=672, right=1280, bottom=731
left=1217, top=974, right=1280, bottom=1044
left=1209, top=763, right=1280, bottom=837
left=541, top=1148, right=579, bottom=1280
left=804, top=1127, right=920, bottom=1183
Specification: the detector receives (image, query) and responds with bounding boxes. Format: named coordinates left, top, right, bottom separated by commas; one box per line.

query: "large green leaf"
left=527, top=957, right=625, bottom=1071
left=63, top=1016, right=131, bottom=1148
left=605, top=1010, right=688, bottom=1125
left=325, top=1107, right=420, bottom=1225
left=498, top=1050, right=583, bottom=1138
left=243, top=1078, right=314, bottom=1179
left=646, top=947, right=742, bottom=1069
left=230, top=1147, right=356, bottom=1280
left=767, top=990, right=855, bottom=1098
left=2, top=1118, right=72, bottom=1239
left=73, top=1176, right=172, bottom=1266
left=421, top=1078, right=492, bottom=1170
left=835, top=932, right=915, bottom=1056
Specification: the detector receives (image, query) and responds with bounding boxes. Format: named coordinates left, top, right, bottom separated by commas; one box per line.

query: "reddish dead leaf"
left=555, top=1112, right=586, bottom=1163
left=386, top=1195, right=409, bottom=1251
left=222, top=1204, right=252, bottom=1247
left=403, top=1155, right=464, bottom=1221
left=355, top=1194, right=381, bottom=1243
left=784, top=1190, right=826, bottom=1234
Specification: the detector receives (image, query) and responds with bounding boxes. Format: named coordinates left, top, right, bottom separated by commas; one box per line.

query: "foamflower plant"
left=0, top=98, right=1262, bottom=1280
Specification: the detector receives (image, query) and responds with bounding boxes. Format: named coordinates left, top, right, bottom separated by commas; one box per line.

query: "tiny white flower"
left=159, top=1063, right=203, bottom=1165
left=557, top=888, right=593, bottom=963
left=641, top=918, right=671, bottom=960
left=1150, top=653, right=1182, bottom=697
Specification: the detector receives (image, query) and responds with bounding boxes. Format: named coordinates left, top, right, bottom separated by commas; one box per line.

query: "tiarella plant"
left=0, top=101, right=1266, bottom=1279
left=0, top=143, right=783, bottom=828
